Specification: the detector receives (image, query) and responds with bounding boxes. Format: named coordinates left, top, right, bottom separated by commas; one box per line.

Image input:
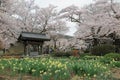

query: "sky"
left=35, top=0, right=93, bottom=36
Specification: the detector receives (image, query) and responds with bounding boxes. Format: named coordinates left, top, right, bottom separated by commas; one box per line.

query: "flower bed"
left=0, top=57, right=118, bottom=80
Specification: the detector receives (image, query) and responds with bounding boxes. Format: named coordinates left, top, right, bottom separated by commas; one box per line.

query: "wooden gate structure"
left=18, top=32, right=50, bottom=56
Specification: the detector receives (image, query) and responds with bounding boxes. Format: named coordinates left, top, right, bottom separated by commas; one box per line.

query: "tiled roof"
left=18, top=32, right=50, bottom=41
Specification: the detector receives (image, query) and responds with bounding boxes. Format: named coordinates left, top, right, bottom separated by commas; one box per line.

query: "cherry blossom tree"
left=45, top=20, right=69, bottom=50
left=60, top=0, right=120, bottom=48
left=0, top=0, right=69, bottom=50
left=0, top=0, right=18, bottom=49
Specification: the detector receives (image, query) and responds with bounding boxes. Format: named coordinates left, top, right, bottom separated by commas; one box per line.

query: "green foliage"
left=104, top=53, right=120, bottom=61
left=52, top=51, right=72, bottom=57
left=79, top=53, right=92, bottom=58
left=82, top=56, right=101, bottom=60
left=0, top=57, right=116, bottom=80
left=84, top=48, right=90, bottom=53
left=99, top=57, right=113, bottom=64
left=98, top=54, right=120, bottom=68
left=112, top=61, right=120, bottom=68
left=72, top=60, right=109, bottom=77
left=69, top=56, right=78, bottom=61
left=91, top=44, right=115, bottom=56
left=0, top=58, right=70, bottom=80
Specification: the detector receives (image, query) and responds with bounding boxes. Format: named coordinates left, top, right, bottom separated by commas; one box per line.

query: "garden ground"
left=0, top=67, right=120, bottom=80
left=111, top=68, right=120, bottom=79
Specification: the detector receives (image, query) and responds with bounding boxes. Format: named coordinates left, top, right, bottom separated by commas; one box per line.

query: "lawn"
left=0, top=55, right=120, bottom=80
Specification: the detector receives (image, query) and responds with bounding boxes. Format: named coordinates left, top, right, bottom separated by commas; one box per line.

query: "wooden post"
left=41, top=45, right=43, bottom=54
left=38, top=44, right=40, bottom=55
left=24, top=42, right=27, bottom=55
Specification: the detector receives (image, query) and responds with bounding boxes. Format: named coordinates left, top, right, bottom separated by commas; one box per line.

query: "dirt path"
left=111, top=68, right=120, bottom=80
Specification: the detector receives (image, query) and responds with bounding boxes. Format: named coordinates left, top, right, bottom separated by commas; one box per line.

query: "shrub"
left=82, top=56, right=101, bottom=60
left=99, top=57, right=113, bottom=64
left=84, top=48, right=90, bottom=53
left=104, top=53, right=120, bottom=61
left=91, top=44, right=115, bottom=56
left=79, top=53, right=92, bottom=58
left=52, top=51, right=72, bottom=57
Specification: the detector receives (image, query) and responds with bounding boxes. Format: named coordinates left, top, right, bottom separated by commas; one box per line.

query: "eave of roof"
left=18, top=32, right=50, bottom=41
